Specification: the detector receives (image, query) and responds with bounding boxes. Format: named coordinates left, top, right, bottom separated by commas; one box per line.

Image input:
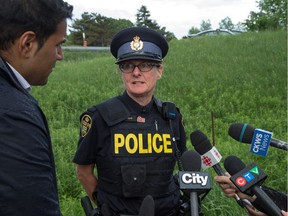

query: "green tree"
left=69, top=12, right=133, bottom=46
left=135, top=5, right=159, bottom=29
left=135, top=5, right=176, bottom=41
left=234, top=22, right=246, bottom=31
left=69, top=12, right=95, bottom=45
left=90, top=14, right=112, bottom=46
left=69, top=7, right=176, bottom=45
left=188, top=27, right=200, bottom=35
left=244, top=0, right=287, bottom=31
left=95, top=17, right=133, bottom=46
left=200, top=20, right=212, bottom=31
left=218, top=17, right=235, bottom=30
left=158, top=26, right=176, bottom=41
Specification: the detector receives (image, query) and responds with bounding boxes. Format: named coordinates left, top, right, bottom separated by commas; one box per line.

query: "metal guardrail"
left=62, top=46, right=110, bottom=51
left=188, top=29, right=244, bottom=38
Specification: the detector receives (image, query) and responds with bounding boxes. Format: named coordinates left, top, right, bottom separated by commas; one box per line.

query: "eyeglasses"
left=119, top=62, right=160, bottom=73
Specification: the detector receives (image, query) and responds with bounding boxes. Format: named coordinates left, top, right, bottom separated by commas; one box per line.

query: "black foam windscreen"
left=190, top=130, right=212, bottom=154
left=228, top=123, right=255, bottom=144
left=180, top=150, right=202, bottom=171
left=224, top=155, right=246, bottom=175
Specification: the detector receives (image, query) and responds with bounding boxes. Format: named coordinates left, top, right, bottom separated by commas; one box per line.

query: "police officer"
left=73, top=27, right=187, bottom=216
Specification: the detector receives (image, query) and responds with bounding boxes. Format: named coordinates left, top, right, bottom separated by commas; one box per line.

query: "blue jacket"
left=0, top=57, right=61, bottom=216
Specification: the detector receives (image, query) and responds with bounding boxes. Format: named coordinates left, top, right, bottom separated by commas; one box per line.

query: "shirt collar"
left=6, top=62, right=31, bottom=92
left=120, top=91, right=154, bottom=114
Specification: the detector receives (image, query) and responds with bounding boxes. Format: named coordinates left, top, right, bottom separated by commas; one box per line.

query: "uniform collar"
left=120, top=91, right=154, bottom=114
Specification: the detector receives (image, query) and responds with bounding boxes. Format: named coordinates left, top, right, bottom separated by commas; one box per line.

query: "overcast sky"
left=65, top=0, right=259, bottom=39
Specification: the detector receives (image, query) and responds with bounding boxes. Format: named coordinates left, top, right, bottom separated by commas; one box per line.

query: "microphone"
left=179, top=150, right=211, bottom=216
left=139, top=195, right=155, bottom=216
left=190, top=130, right=225, bottom=175
left=181, top=150, right=202, bottom=172
left=224, top=155, right=282, bottom=216
left=228, top=123, right=288, bottom=152
left=190, top=130, right=248, bottom=208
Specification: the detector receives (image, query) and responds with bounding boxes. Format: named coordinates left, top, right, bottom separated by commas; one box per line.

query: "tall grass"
left=32, top=31, right=287, bottom=216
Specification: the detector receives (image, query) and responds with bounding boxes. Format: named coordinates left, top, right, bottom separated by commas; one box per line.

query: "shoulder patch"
left=81, top=114, right=92, bottom=137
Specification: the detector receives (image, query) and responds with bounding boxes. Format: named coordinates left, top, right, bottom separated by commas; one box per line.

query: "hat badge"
left=130, top=35, right=143, bottom=51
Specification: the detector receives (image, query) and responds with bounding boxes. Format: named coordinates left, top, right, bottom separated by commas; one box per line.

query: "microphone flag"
left=250, top=128, right=273, bottom=156
left=230, top=163, right=267, bottom=195
left=178, top=171, right=211, bottom=193
left=200, top=146, right=222, bottom=170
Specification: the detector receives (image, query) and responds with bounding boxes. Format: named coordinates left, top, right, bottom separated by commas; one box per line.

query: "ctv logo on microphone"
left=230, top=163, right=267, bottom=193
left=235, top=166, right=259, bottom=186
left=250, top=129, right=273, bottom=156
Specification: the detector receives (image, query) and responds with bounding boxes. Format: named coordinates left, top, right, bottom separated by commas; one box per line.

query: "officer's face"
left=121, top=60, right=163, bottom=99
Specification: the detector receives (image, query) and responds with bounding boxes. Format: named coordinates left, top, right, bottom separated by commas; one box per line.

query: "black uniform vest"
left=95, top=97, right=179, bottom=198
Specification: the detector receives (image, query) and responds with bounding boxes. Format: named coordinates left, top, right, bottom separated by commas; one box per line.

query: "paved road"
left=62, top=46, right=110, bottom=51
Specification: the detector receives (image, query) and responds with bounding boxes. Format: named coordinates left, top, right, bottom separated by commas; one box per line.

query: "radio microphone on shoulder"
left=228, top=123, right=288, bottom=155
left=224, top=155, right=282, bottom=216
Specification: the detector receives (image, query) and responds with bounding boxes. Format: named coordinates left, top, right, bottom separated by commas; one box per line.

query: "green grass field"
left=32, top=31, right=287, bottom=216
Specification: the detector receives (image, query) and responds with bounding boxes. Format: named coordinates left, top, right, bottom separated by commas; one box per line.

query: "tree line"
left=67, top=0, right=287, bottom=46
left=68, top=5, right=175, bottom=46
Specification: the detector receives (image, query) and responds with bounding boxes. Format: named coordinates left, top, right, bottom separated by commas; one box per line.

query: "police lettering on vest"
left=114, top=133, right=173, bottom=154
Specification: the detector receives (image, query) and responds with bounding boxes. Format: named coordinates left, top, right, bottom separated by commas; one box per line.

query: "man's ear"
left=18, top=31, right=37, bottom=57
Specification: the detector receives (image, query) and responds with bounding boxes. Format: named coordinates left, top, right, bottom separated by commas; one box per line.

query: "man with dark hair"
left=0, top=0, right=73, bottom=215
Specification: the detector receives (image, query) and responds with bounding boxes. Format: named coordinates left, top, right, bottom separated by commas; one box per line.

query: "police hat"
left=110, top=27, right=169, bottom=64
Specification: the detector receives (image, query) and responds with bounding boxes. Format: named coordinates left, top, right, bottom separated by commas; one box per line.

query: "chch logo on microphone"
left=230, top=164, right=267, bottom=194
left=250, top=129, right=273, bottom=156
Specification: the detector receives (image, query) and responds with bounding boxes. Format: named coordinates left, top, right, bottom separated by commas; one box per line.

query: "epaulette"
left=95, top=97, right=130, bottom=126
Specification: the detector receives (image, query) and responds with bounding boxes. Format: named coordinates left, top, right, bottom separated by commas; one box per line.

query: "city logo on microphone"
left=230, top=163, right=267, bottom=194
left=178, top=171, right=211, bottom=194
left=250, top=129, right=273, bottom=156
